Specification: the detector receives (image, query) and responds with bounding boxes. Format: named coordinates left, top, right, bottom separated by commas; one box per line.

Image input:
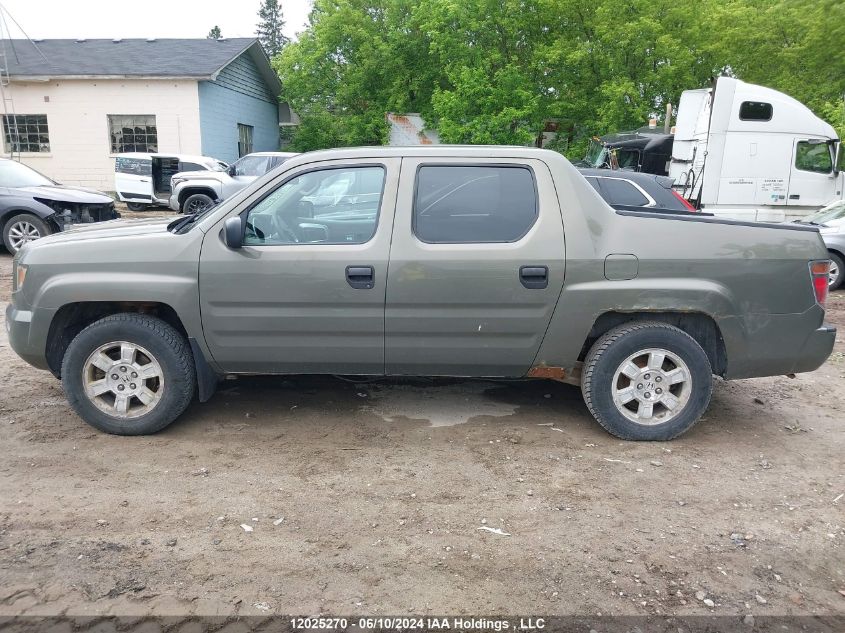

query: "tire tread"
left=582, top=320, right=712, bottom=441
left=62, top=313, right=195, bottom=435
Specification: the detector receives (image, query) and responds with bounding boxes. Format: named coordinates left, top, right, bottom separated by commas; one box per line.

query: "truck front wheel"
left=61, top=314, right=196, bottom=435
left=181, top=193, right=215, bottom=215
left=581, top=321, right=713, bottom=441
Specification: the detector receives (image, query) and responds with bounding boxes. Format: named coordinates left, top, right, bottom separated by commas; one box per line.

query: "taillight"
left=671, top=190, right=698, bottom=212
left=810, top=260, right=830, bottom=306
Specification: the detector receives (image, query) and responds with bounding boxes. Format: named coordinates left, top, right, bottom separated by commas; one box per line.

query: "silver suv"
left=169, top=152, right=297, bottom=214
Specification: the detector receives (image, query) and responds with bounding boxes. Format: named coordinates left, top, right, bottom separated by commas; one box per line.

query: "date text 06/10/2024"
left=289, top=617, right=547, bottom=631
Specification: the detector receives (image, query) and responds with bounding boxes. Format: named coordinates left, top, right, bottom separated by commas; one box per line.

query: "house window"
left=108, top=115, right=157, bottom=153
left=238, top=123, right=254, bottom=157
left=2, top=114, right=50, bottom=153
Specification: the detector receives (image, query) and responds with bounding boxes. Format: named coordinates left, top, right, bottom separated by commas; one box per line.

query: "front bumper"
left=168, top=194, right=180, bottom=212
left=5, top=302, right=53, bottom=371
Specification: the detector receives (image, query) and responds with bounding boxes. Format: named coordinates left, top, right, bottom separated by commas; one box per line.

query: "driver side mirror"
left=223, top=216, right=243, bottom=249
left=227, top=164, right=237, bottom=177
left=835, top=142, right=842, bottom=176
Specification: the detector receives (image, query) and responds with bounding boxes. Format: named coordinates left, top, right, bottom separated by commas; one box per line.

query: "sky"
left=0, top=0, right=313, bottom=41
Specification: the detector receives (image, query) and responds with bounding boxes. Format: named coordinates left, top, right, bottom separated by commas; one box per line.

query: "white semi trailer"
left=669, top=77, right=843, bottom=222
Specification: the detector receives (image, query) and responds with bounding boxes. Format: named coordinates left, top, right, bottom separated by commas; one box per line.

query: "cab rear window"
left=413, top=165, right=537, bottom=243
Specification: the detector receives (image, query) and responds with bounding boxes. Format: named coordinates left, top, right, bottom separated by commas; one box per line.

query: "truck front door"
left=198, top=158, right=400, bottom=374
left=788, top=139, right=837, bottom=208
left=384, top=158, right=566, bottom=377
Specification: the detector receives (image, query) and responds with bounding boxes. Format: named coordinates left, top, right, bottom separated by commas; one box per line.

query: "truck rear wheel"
left=61, top=313, right=196, bottom=435
left=581, top=321, right=713, bottom=441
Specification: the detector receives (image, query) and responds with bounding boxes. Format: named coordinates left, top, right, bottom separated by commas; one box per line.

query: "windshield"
left=231, top=155, right=270, bottom=177
left=803, top=200, right=845, bottom=225
left=0, top=160, right=55, bottom=187
left=583, top=139, right=608, bottom=168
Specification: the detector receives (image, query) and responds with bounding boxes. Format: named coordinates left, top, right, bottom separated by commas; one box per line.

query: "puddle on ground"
left=364, top=381, right=517, bottom=427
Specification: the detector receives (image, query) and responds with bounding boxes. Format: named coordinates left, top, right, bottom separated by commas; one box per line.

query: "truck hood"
left=13, top=184, right=114, bottom=204
left=32, top=216, right=174, bottom=246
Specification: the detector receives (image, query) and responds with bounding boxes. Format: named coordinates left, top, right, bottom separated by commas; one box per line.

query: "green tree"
left=257, top=0, right=289, bottom=58
left=207, top=25, right=222, bottom=39
left=276, top=0, right=845, bottom=153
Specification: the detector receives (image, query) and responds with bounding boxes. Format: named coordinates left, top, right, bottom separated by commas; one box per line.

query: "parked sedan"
left=579, top=168, right=697, bottom=213
left=793, top=199, right=845, bottom=290
left=1, top=159, right=118, bottom=254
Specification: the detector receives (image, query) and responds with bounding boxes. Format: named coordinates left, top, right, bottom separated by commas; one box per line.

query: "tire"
left=581, top=321, right=713, bottom=441
left=181, top=193, right=215, bottom=215
left=3, top=213, right=52, bottom=254
left=829, top=252, right=844, bottom=291
left=61, top=313, right=196, bottom=435
left=126, top=202, right=148, bottom=211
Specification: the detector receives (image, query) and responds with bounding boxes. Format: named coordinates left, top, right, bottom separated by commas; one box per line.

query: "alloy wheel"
left=611, top=347, right=692, bottom=425
left=8, top=220, right=42, bottom=250
left=82, top=341, right=165, bottom=419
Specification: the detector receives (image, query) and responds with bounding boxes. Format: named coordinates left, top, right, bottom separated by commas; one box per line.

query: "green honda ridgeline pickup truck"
left=6, top=147, right=836, bottom=440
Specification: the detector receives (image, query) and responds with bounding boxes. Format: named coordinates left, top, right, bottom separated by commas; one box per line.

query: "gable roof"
left=4, top=38, right=282, bottom=97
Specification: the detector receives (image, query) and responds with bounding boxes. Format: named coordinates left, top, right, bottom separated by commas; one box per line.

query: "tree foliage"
left=275, top=0, right=845, bottom=154
left=207, top=25, right=222, bottom=39
left=257, top=0, right=290, bottom=58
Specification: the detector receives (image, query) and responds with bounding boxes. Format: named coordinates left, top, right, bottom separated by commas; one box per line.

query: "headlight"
left=14, top=262, right=27, bottom=291
left=171, top=177, right=187, bottom=186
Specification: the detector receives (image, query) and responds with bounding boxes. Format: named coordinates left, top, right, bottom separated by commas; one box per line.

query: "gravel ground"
left=0, top=234, right=843, bottom=618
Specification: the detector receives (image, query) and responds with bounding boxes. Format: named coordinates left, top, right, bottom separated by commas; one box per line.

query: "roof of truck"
left=299, top=145, right=566, bottom=159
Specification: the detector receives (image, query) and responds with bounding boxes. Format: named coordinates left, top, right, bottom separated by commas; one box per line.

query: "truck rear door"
left=384, top=158, right=565, bottom=377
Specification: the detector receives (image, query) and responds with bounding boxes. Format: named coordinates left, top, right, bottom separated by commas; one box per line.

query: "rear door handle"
left=520, top=265, right=548, bottom=289
left=346, top=265, right=375, bottom=289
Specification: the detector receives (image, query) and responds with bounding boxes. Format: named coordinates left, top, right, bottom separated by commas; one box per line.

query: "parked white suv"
left=169, top=152, right=298, bottom=214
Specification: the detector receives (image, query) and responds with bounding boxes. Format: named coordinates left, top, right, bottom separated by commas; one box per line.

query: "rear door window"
left=599, top=178, right=651, bottom=207
left=413, top=165, right=537, bottom=243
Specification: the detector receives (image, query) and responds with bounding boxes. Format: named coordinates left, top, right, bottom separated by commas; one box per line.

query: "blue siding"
left=198, top=52, right=279, bottom=163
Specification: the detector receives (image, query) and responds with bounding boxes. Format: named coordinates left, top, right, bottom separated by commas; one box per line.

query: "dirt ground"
left=0, top=233, right=843, bottom=618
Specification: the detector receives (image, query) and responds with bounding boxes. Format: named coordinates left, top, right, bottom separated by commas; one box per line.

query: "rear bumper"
left=721, top=307, right=836, bottom=379
left=5, top=302, right=52, bottom=370
left=792, top=324, right=837, bottom=374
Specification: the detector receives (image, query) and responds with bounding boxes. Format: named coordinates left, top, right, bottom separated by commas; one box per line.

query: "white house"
left=1, top=38, right=296, bottom=192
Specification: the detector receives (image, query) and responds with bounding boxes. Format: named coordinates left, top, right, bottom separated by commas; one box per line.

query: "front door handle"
left=789, top=194, right=800, bottom=200
left=520, top=265, right=548, bottom=289
left=346, top=265, right=375, bottom=289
